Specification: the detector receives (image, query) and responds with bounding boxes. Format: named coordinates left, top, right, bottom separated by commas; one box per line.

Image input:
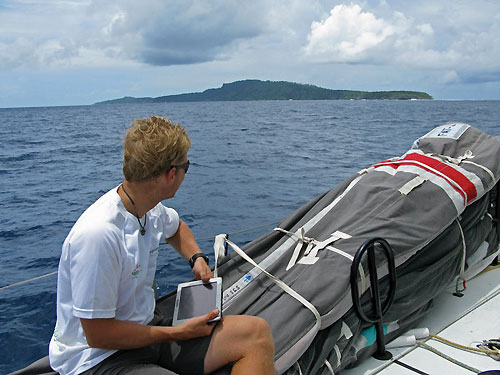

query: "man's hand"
left=192, top=257, right=213, bottom=282
left=177, top=309, right=219, bottom=340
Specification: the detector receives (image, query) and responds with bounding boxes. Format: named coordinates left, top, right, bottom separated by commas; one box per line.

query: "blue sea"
left=0, top=100, right=499, bottom=373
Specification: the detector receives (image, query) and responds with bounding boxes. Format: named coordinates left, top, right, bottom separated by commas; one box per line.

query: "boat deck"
left=343, top=266, right=500, bottom=374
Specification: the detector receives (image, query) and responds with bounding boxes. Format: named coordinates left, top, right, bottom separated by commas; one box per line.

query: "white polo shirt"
left=49, top=187, right=179, bottom=375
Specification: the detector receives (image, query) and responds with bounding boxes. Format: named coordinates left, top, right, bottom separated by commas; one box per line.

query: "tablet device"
left=172, top=277, right=222, bottom=326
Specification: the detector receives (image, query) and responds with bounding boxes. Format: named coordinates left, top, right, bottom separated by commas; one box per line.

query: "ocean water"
left=0, top=100, right=499, bottom=373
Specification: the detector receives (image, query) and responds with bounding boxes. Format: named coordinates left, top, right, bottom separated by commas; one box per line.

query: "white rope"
left=324, top=358, right=335, bottom=374
left=457, top=219, right=467, bottom=285
left=433, top=148, right=496, bottom=184
left=213, top=233, right=227, bottom=278
left=432, top=149, right=496, bottom=191
left=433, top=150, right=474, bottom=165
left=294, top=362, right=303, bottom=375
left=416, top=341, right=481, bottom=373
left=333, top=344, right=342, bottom=368
left=462, top=160, right=496, bottom=184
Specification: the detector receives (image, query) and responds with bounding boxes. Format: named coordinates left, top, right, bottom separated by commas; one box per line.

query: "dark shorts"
left=81, top=307, right=218, bottom=375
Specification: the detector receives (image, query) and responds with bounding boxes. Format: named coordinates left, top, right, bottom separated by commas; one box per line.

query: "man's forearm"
left=167, top=219, right=213, bottom=281
left=80, top=318, right=183, bottom=350
left=81, top=309, right=219, bottom=350
left=167, top=219, right=203, bottom=260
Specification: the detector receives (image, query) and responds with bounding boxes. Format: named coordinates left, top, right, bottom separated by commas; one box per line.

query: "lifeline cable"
left=0, top=271, right=58, bottom=291
left=0, top=221, right=280, bottom=292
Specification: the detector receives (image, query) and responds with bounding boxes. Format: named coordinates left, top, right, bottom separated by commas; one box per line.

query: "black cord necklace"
left=121, top=184, right=146, bottom=235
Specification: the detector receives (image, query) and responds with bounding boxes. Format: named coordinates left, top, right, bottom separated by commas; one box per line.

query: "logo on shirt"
left=132, top=264, right=141, bottom=278
left=52, top=328, right=59, bottom=342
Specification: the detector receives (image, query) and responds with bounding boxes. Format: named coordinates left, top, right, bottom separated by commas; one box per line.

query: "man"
left=49, top=116, right=275, bottom=375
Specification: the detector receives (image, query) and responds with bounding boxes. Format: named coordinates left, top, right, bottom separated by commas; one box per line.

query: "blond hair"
left=123, top=116, right=191, bottom=181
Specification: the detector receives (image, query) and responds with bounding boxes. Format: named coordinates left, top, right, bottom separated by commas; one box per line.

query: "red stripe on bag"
left=373, top=153, right=477, bottom=203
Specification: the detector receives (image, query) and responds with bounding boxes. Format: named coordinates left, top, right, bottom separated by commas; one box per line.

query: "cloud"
left=303, top=4, right=439, bottom=65
left=0, top=1, right=89, bottom=69
left=1, top=0, right=500, bottom=92
left=303, top=2, right=500, bottom=83
left=83, top=0, right=270, bottom=66
left=0, top=36, right=79, bottom=70
left=0, top=0, right=269, bottom=69
left=304, top=4, right=396, bottom=63
left=441, top=70, right=461, bottom=84
left=461, top=71, right=500, bottom=84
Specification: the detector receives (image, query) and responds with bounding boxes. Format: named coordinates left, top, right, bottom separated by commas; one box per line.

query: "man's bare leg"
left=203, top=315, right=275, bottom=374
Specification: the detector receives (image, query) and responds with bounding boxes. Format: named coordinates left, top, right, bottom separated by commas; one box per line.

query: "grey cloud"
left=139, top=48, right=214, bottom=66
left=97, top=0, right=267, bottom=66
left=461, top=71, right=500, bottom=84
left=0, top=37, right=78, bottom=69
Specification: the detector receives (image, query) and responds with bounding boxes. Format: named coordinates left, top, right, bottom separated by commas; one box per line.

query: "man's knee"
left=239, top=316, right=274, bottom=350
left=204, top=316, right=274, bottom=371
left=253, top=317, right=272, bottom=338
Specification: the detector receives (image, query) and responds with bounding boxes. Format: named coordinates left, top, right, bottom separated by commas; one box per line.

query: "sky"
left=1, top=0, right=499, bottom=108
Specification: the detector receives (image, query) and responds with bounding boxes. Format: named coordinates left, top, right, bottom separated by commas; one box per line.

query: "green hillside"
left=95, top=79, right=432, bottom=104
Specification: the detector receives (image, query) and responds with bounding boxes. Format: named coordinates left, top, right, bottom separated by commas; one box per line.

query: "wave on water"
left=1, top=100, right=499, bottom=373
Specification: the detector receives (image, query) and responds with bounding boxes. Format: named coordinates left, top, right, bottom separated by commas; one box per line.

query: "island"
left=95, top=80, right=432, bottom=104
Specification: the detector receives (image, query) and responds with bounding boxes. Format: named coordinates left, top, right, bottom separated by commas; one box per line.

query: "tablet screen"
left=177, top=282, right=218, bottom=320
left=173, top=277, right=222, bottom=325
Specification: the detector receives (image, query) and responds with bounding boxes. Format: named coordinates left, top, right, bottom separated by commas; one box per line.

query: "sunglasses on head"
left=172, top=160, right=190, bottom=173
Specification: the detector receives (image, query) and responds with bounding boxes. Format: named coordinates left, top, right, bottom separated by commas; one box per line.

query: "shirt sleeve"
left=68, top=223, right=122, bottom=319
left=158, top=204, right=180, bottom=239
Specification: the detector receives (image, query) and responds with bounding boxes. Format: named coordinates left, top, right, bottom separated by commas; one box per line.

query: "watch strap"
left=189, top=253, right=209, bottom=268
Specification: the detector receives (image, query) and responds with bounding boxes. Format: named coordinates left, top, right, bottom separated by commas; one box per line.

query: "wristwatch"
left=189, top=253, right=209, bottom=268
